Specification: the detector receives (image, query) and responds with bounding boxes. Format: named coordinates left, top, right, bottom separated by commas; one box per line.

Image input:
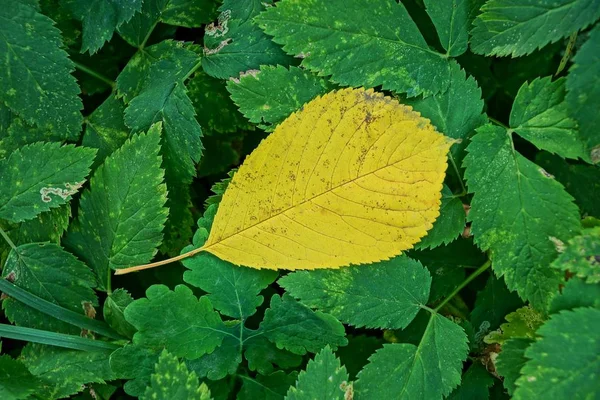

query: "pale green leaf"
left=1, top=243, right=97, bottom=334
left=464, top=124, right=581, bottom=308
left=0, top=1, right=82, bottom=137
left=0, top=355, right=42, bottom=400
left=510, top=77, right=587, bottom=161
left=285, top=346, right=348, bottom=400
left=470, top=0, right=600, bottom=57
left=256, top=0, right=453, bottom=97
left=280, top=256, right=430, bottom=329
left=125, top=284, right=227, bottom=359
left=514, top=308, right=600, bottom=399
left=485, top=306, right=545, bottom=345
left=355, top=313, right=468, bottom=400
left=551, top=227, right=600, bottom=283
left=65, top=124, right=168, bottom=290
left=103, top=288, right=136, bottom=338
left=495, top=338, right=533, bottom=396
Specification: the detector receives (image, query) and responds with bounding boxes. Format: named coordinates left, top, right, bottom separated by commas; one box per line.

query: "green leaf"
left=510, top=77, right=587, bottom=161
left=0, top=0, right=82, bottom=137
left=335, top=335, right=383, bottom=380
left=355, top=313, right=468, bottom=400
left=567, top=25, right=600, bottom=163
left=0, top=355, right=42, bottom=400
left=160, top=0, right=218, bottom=27
left=285, top=346, right=349, bottom=400
left=424, top=0, right=484, bottom=57
left=0, top=117, right=76, bottom=158
left=64, top=0, right=143, bottom=53
left=65, top=124, right=168, bottom=289
left=125, top=284, right=227, bottom=359
left=20, top=343, right=114, bottom=399
left=182, top=226, right=277, bottom=319
left=260, top=294, right=347, bottom=355
left=110, top=344, right=160, bottom=397
left=535, top=152, right=600, bottom=218
left=405, top=62, right=486, bottom=170
left=202, top=0, right=293, bottom=79
left=280, top=256, right=430, bottom=329
left=226, top=65, right=334, bottom=131
left=256, top=0, right=453, bottom=97
left=485, top=306, right=545, bottom=345
left=185, top=332, right=241, bottom=380
left=514, top=308, right=600, bottom=399
left=464, top=124, right=581, bottom=308
left=470, top=0, right=600, bottom=57
left=447, top=363, right=495, bottom=400
left=103, top=289, right=136, bottom=338
left=81, top=95, right=130, bottom=168
left=239, top=371, right=297, bottom=400
left=416, top=185, right=465, bottom=249
left=471, top=276, right=523, bottom=332
left=244, top=335, right=303, bottom=375
left=549, top=278, right=600, bottom=314
left=495, top=338, right=533, bottom=396
left=0, top=142, right=95, bottom=223
left=551, top=227, right=600, bottom=283
left=1, top=243, right=97, bottom=334
left=143, top=350, right=211, bottom=400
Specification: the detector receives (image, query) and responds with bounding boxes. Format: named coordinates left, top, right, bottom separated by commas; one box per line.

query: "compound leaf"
left=256, top=0, right=453, bottom=97
left=280, top=256, right=431, bottom=329
left=0, top=0, right=82, bottom=137
left=202, top=88, right=452, bottom=270
left=470, top=0, right=600, bottom=57
left=65, top=124, right=168, bottom=290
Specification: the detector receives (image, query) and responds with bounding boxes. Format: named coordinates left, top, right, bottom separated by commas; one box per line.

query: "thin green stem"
left=448, top=152, right=467, bottom=195
left=106, top=268, right=112, bottom=295
left=0, top=226, right=17, bottom=251
left=139, top=21, right=160, bottom=50
left=488, top=117, right=509, bottom=130
left=556, top=31, right=578, bottom=76
left=183, top=60, right=203, bottom=82
left=0, top=324, right=119, bottom=351
left=435, top=260, right=492, bottom=312
left=73, top=62, right=115, bottom=88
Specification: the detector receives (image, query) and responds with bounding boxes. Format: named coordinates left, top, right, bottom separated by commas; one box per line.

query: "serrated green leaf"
left=424, top=0, right=484, bottom=57
left=21, top=343, right=114, bottom=399
left=81, top=95, right=130, bottom=168
left=143, top=350, right=211, bottom=400
left=335, top=335, right=383, bottom=380
left=64, top=0, right=143, bottom=54
left=0, top=354, right=42, bottom=400
left=182, top=226, right=277, bottom=319
left=64, top=124, right=168, bottom=289
left=226, top=65, right=334, bottom=131
left=416, top=185, right=466, bottom=249
left=260, top=294, right=347, bottom=355
left=567, top=25, right=600, bottom=162
left=1, top=243, right=97, bottom=334
left=510, top=77, right=587, bottom=161
left=125, top=284, right=227, bottom=359
left=0, top=1, right=82, bottom=137
left=471, top=276, right=523, bottom=333
left=0, top=142, right=95, bottom=223
left=285, top=346, right=348, bottom=400
left=244, top=335, right=303, bottom=375
left=514, top=308, right=600, bottom=399
left=485, top=306, right=545, bottom=345
left=551, top=227, right=600, bottom=283
left=464, top=124, right=581, bottom=308
left=103, top=289, right=136, bottom=338
left=161, top=0, right=218, bottom=27
left=0, top=117, right=76, bottom=158
left=470, top=0, right=600, bottom=57
left=110, top=344, right=160, bottom=397
left=549, top=278, right=600, bottom=314
left=355, top=313, right=468, bottom=400
left=280, top=256, right=430, bottom=329
left=202, top=0, right=292, bottom=79
left=185, top=332, right=241, bottom=380
left=495, top=338, right=533, bottom=396
left=447, top=362, right=495, bottom=400
left=239, top=371, right=297, bottom=400
left=256, top=0, right=453, bottom=97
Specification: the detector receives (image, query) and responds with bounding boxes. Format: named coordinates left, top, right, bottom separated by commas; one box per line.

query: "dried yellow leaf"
left=204, top=88, right=451, bottom=270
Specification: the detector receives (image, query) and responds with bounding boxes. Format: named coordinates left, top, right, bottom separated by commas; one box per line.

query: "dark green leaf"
left=495, top=338, right=533, bottom=396
left=110, top=344, right=160, bottom=397
left=239, top=371, right=297, bottom=400
left=471, top=276, right=523, bottom=332
left=0, top=354, right=42, bottom=400
left=103, top=288, right=136, bottom=338
left=549, top=278, right=600, bottom=314
left=551, top=227, right=600, bottom=283
left=447, top=362, right=495, bottom=400
left=416, top=185, right=466, bottom=249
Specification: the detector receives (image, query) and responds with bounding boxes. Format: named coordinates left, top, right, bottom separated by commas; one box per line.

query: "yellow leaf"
left=203, top=88, right=451, bottom=270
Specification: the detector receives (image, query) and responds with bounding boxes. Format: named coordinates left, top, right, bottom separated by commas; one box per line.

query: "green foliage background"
left=0, top=0, right=599, bottom=399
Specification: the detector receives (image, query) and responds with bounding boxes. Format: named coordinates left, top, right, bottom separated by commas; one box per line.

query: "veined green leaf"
left=495, top=338, right=533, bottom=396
left=551, top=227, right=600, bottom=284
left=0, top=354, right=42, bottom=400
left=416, top=185, right=466, bottom=250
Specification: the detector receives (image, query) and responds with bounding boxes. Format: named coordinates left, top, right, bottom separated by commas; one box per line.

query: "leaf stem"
left=434, top=259, right=492, bottom=312
left=0, top=226, right=17, bottom=252
left=488, top=117, right=509, bottom=130
left=448, top=153, right=467, bottom=195
left=139, top=21, right=160, bottom=50
left=114, top=246, right=205, bottom=275
left=556, top=31, right=578, bottom=76
left=73, top=62, right=115, bottom=88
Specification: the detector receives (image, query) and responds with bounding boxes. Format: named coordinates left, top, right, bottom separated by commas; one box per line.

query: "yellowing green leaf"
left=200, top=88, right=452, bottom=270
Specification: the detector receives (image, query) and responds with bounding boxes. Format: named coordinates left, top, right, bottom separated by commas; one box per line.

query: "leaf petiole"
left=114, top=246, right=206, bottom=275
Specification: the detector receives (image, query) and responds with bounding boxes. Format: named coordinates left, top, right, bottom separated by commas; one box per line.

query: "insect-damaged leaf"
left=201, top=88, right=452, bottom=270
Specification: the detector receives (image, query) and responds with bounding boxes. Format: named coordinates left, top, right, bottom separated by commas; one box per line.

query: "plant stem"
left=0, top=226, right=17, bottom=252
left=448, top=153, right=467, bottom=195
left=73, top=62, right=115, bottom=88
left=139, top=21, right=160, bottom=50
left=114, top=246, right=204, bottom=275
left=488, top=117, right=509, bottom=130
left=434, top=260, right=492, bottom=312
left=556, top=32, right=578, bottom=76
